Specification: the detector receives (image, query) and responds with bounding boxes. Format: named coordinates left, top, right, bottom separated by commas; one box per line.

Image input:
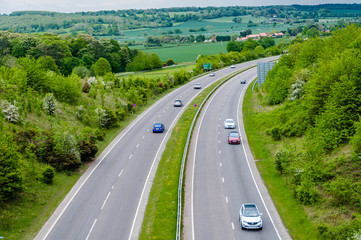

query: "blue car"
left=153, top=123, right=165, bottom=133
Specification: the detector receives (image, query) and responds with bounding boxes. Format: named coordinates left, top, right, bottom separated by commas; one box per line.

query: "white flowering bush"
left=1, top=100, right=20, bottom=123
left=289, top=80, right=305, bottom=101
left=94, top=107, right=110, bottom=128
left=87, top=77, right=97, bottom=85
left=43, top=93, right=57, bottom=115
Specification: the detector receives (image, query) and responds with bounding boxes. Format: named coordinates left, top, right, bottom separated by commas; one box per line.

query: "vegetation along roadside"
left=244, top=24, right=361, bottom=240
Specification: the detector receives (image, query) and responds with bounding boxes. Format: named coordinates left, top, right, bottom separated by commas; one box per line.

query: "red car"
left=228, top=131, right=241, bottom=144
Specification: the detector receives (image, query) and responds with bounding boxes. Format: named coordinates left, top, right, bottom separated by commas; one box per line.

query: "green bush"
left=295, top=178, right=319, bottom=205
left=78, top=140, right=98, bottom=162
left=275, top=149, right=290, bottom=174
left=42, top=165, right=55, bottom=184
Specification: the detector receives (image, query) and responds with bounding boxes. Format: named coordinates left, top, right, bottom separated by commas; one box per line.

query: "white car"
left=209, top=72, right=215, bottom=77
left=240, top=78, right=246, bottom=84
left=239, top=203, right=263, bottom=230
left=194, top=83, right=202, bottom=89
left=224, top=119, right=235, bottom=129
left=174, top=100, right=183, bottom=107
left=230, top=64, right=235, bottom=68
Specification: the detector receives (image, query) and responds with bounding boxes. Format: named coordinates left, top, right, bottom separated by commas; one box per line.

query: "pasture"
left=140, top=42, right=228, bottom=62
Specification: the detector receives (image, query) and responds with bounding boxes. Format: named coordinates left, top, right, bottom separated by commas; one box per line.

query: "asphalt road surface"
left=35, top=56, right=279, bottom=240
left=184, top=67, right=291, bottom=240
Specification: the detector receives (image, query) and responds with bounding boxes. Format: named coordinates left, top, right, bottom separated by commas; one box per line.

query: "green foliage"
left=264, top=64, right=293, bottom=105
left=73, top=66, right=92, bottom=78
left=49, top=131, right=81, bottom=170
left=0, top=133, right=23, bottom=202
left=275, top=148, right=290, bottom=174
left=126, top=51, right=163, bottom=72
left=78, top=140, right=98, bottom=162
left=42, top=165, right=55, bottom=184
left=94, top=57, right=112, bottom=76
left=295, top=176, right=320, bottom=205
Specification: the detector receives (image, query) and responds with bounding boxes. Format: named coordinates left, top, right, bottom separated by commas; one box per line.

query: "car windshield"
left=154, top=124, right=162, bottom=127
left=230, top=132, right=239, bottom=137
left=226, top=119, right=233, bottom=123
left=244, top=209, right=259, bottom=217
left=175, top=100, right=181, bottom=103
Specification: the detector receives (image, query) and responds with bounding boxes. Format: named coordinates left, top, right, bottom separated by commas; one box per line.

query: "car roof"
left=225, top=119, right=234, bottom=121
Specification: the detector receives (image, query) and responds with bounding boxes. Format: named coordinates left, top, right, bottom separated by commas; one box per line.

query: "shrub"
left=42, top=165, right=55, bottom=184
left=49, top=131, right=81, bottom=170
left=1, top=100, right=21, bottom=123
left=270, top=126, right=282, bottom=141
left=82, top=81, right=91, bottom=93
left=295, top=178, right=319, bottom=205
left=275, top=149, right=290, bottom=174
left=78, top=140, right=98, bottom=162
left=0, top=133, right=23, bottom=202
left=73, top=66, right=91, bottom=78
left=43, top=93, right=57, bottom=115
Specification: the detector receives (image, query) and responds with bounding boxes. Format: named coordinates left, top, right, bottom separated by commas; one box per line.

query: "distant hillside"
left=0, top=4, right=360, bottom=37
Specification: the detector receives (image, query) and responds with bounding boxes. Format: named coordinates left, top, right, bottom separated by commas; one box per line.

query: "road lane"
left=186, top=67, right=290, bottom=240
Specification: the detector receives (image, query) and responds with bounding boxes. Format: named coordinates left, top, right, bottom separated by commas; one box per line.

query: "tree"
left=94, top=57, right=112, bottom=76
left=226, top=41, right=243, bottom=52
left=0, top=133, right=23, bottom=202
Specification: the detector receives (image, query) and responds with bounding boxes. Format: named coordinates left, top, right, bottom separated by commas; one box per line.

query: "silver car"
left=174, top=100, right=183, bottom=107
left=224, top=119, right=235, bottom=129
left=239, top=203, right=263, bottom=230
left=194, top=83, right=202, bottom=89
left=240, top=78, right=246, bottom=84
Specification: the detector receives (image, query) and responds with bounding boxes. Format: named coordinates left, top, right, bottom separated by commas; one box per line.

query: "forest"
left=256, top=23, right=361, bottom=239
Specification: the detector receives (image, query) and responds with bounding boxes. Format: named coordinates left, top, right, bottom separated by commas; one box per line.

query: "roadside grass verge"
left=140, top=66, right=254, bottom=239
left=243, top=80, right=319, bottom=240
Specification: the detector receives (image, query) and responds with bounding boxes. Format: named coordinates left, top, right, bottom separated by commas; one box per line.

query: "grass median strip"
left=140, top=66, right=254, bottom=239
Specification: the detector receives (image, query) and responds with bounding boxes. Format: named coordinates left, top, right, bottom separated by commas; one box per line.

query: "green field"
left=139, top=42, right=228, bottom=62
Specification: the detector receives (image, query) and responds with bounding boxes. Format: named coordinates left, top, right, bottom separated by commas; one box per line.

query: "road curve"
left=184, top=67, right=291, bottom=240
left=34, top=56, right=279, bottom=240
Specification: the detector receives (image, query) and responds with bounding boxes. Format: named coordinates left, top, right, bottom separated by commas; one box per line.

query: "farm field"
left=114, top=15, right=292, bottom=43
left=137, top=42, right=228, bottom=62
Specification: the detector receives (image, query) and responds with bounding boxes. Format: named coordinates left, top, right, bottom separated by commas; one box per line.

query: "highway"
left=35, top=56, right=279, bottom=240
left=184, top=67, right=291, bottom=240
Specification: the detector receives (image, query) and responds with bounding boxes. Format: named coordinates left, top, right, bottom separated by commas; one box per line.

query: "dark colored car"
left=174, top=100, right=183, bottom=107
left=228, top=131, right=240, bottom=144
left=153, top=123, right=165, bottom=133
left=240, top=78, right=246, bottom=84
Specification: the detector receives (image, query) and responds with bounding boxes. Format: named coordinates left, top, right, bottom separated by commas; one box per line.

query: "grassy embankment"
left=140, top=66, right=254, bottom=239
left=242, top=80, right=320, bottom=240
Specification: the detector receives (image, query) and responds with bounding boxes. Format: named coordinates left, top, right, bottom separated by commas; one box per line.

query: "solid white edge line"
left=85, top=219, right=97, bottom=240
left=236, top=76, right=282, bottom=240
